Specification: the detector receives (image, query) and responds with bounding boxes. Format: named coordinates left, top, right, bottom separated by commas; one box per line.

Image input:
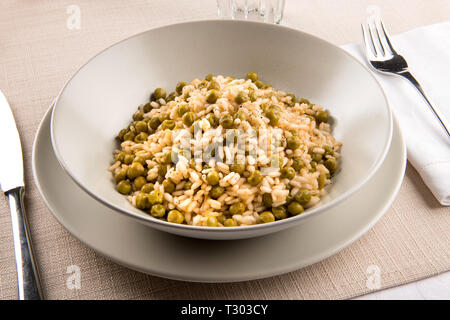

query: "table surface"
left=0, top=0, right=449, bottom=300
left=356, top=271, right=449, bottom=300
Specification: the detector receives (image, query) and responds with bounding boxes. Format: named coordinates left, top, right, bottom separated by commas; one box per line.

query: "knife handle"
left=7, top=187, right=43, bottom=300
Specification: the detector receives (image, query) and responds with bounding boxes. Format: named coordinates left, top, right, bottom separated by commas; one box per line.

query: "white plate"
left=33, top=107, right=405, bottom=282
left=50, top=20, right=393, bottom=239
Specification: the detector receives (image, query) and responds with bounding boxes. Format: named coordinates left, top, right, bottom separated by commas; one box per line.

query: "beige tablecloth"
left=0, top=0, right=448, bottom=300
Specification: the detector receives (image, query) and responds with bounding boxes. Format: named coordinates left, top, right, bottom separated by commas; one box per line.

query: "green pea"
left=210, top=186, right=225, bottom=199
left=123, top=131, right=135, bottom=141
left=206, top=113, right=219, bottom=127
left=135, top=192, right=150, bottom=209
left=206, top=170, right=220, bottom=186
left=224, top=218, right=238, bottom=227
left=285, top=195, right=293, bottom=204
left=182, top=112, right=196, bottom=126
left=246, top=72, right=258, bottom=82
left=133, top=176, right=147, bottom=190
left=153, top=88, right=167, bottom=100
left=166, top=92, right=176, bottom=102
left=308, top=147, right=323, bottom=162
left=229, top=202, right=246, bottom=215
left=233, top=110, right=246, bottom=121
left=272, top=206, right=287, bottom=220
left=263, top=83, right=271, bottom=89
left=324, top=157, right=338, bottom=175
left=323, top=145, right=334, bottom=155
left=230, top=163, right=245, bottom=174
left=280, top=167, right=296, bottom=179
left=207, top=80, right=220, bottom=91
left=254, top=80, right=264, bottom=89
left=262, top=193, right=273, bottom=207
left=149, top=117, right=161, bottom=130
left=292, top=158, right=305, bottom=171
left=287, top=135, right=301, bottom=150
left=260, top=103, right=269, bottom=113
left=248, top=90, right=257, bottom=102
left=114, top=168, right=127, bottom=183
left=161, top=119, right=175, bottom=130
left=295, top=190, right=311, bottom=205
left=270, top=104, right=281, bottom=112
left=133, top=156, right=146, bottom=165
left=123, top=154, right=134, bottom=165
left=167, top=210, right=184, bottom=224
left=234, top=91, right=248, bottom=104
left=318, top=173, right=326, bottom=189
left=162, top=179, right=175, bottom=193
left=259, top=211, right=275, bottom=223
left=176, top=81, right=187, bottom=95
left=309, top=161, right=317, bottom=172
left=198, top=80, right=208, bottom=89
left=177, top=103, right=189, bottom=117
left=118, top=129, right=127, bottom=141
left=133, top=110, right=144, bottom=121
left=214, top=215, right=224, bottom=225
left=207, top=89, right=220, bottom=104
left=287, top=201, right=304, bottom=215
left=315, top=110, right=329, bottom=123
left=314, top=153, right=324, bottom=162
left=148, top=190, right=163, bottom=205
left=265, top=109, right=280, bottom=126
left=141, top=183, right=154, bottom=193
left=163, top=151, right=173, bottom=165
left=157, top=164, right=167, bottom=177
left=116, top=180, right=131, bottom=195
left=219, top=114, right=234, bottom=129
left=114, top=152, right=125, bottom=163
left=150, top=204, right=166, bottom=218
left=286, top=93, right=296, bottom=107
left=205, top=74, right=214, bottom=81
left=203, top=215, right=218, bottom=227
left=143, top=102, right=152, bottom=113
left=127, top=162, right=145, bottom=180
left=184, top=181, right=193, bottom=190
left=248, top=170, right=263, bottom=186
left=298, top=98, right=311, bottom=105
left=134, top=132, right=148, bottom=143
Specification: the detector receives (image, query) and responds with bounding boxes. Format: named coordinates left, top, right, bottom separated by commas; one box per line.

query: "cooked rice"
left=110, top=74, right=342, bottom=227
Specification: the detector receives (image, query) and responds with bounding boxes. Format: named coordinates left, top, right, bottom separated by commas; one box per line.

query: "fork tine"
left=367, top=18, right=384, bottom=56
left=377, top=19, right=398, bottom=55
left=361, top=23, right=376, bottom=59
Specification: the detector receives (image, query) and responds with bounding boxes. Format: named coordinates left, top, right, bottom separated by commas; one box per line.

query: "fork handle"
left=7, top=187, right=43, bottom=300
left=399, top=71, right=449, bottom=137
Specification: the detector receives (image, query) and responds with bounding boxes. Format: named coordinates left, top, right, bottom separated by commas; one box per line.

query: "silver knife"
left=0, top=90, right=43, bottom=300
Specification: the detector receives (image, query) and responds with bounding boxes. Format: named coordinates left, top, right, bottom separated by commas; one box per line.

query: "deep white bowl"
left=51, top=20, right=392, bottom=240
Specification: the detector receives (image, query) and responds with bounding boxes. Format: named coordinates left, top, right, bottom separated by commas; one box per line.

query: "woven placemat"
left=0, top=0, right=448, bottom=299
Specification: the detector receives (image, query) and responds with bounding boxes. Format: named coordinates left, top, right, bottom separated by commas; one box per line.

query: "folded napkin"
left=343, top=22, right=450, bottom=206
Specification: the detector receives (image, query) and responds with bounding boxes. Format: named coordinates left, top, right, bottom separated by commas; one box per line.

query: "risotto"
left=109, top=73, right=342, bottom=227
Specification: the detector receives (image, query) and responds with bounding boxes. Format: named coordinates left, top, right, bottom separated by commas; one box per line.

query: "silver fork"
left=361, top=18, right=449, bottom=137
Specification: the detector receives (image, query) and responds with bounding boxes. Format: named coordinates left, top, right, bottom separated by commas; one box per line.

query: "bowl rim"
left=50, top=19, right=393, bottom=234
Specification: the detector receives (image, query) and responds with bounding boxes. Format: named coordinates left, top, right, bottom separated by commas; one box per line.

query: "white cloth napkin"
left=343, top=22, right=450, bottom=206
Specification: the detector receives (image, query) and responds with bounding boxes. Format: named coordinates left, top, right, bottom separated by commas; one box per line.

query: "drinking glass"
left=217, top=0, right=285, bottom=24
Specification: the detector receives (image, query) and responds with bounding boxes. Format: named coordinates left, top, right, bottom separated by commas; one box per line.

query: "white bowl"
left=51, top=20, right=392, bottom=240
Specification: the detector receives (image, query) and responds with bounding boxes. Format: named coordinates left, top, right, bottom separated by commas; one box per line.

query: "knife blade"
left=0, top=90, right=24, bottom=192
left=0, top=89, right=43, bottom=300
